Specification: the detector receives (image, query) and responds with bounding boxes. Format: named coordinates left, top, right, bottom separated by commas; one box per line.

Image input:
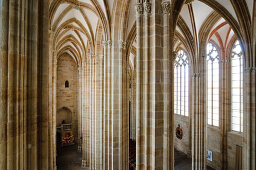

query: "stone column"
left=85, top=57, right=92, bottom=168
left=135, top=2, right=144, bottom=168
left=90, top=54, right=96, bottom=169
left=102, top=40, right=109, bottom=170
left=0, top=1, right=8, bottom=169
left=191, top=70, right=207, bottom=170
left=95, top=52, right=104, bottom=169
left=82, top=58, right=90, bottom=168
left=0, top=0, right=49, bottom=169
left=243, top=66, right=256, bottom=170
left=107, top=40, right=113, bottom=170
left=77, top=66, right=81, bottom=149
left=109, top=37, right=128, bottom=169
left=162, top=1, right=173, bottom=169
left=136, top=0, right=172, bottom=169
left=120, top=40, right=129, bottom=170
left=220, top=58, right=229, bottom=169
left=131, top=70, right=137, bottom=141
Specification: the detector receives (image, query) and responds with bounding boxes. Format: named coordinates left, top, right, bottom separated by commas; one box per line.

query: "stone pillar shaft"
left=103, top=40, right=109, bottom=170
left=136, top=1, right=171, bottom=169
left=0, top=0, right=50, bottom=169
left=95, top=52, right=104, bottom=169
left=107, top=41, right=112, bottom=170
left=244, top=68, right=256, bottom=170
left=192, top=72, right=206, bottom=170
left=136, top=2, right=143, bottom=168
left=162, top=1, right=173, bottom=169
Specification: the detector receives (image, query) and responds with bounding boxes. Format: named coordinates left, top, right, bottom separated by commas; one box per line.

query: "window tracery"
left=174, top=50, right=189, bottom=116
left=231, top=40, right=243, bottom=132
left=207, top=42, right=220, bottom=126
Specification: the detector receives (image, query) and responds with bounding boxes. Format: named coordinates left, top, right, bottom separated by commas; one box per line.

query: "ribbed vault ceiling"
left=50, top=0, right=253, bottom=64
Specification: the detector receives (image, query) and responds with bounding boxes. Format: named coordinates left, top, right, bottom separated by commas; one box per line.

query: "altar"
left=57, top=123, right=75, bottom=146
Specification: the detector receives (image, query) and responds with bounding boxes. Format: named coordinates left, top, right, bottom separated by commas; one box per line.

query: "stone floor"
left=56, top=145, right=215, bottom=170
left=174, top=148, right=192, bottom=170
left=174, top=149, right=215, bottom=170
left=56, top=144, right=84, bottom=170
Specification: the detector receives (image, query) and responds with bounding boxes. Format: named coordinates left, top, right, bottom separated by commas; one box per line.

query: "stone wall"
left=174, top=117, right=244, bottom=170
left=174, top=115, right=191, bottom=155
left=57, top=54, right=78, bottom=140
left=207, top=126, right=221, bottom=169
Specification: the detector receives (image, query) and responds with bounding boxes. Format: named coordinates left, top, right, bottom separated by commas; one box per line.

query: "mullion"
left=211, top=61, right=214, bottom=125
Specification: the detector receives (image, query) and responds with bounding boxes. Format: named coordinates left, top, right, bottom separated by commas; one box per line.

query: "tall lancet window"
left=231, top=40, right=243, bottom=132
left=174, top=50, right=189, bottom=116
left=207, top=43, right=220, bottom=126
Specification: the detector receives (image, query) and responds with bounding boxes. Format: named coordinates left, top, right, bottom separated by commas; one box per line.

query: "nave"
left=0, top=0, right=256, bottom=170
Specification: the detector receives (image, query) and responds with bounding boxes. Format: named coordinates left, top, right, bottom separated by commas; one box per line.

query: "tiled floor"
left=56, top=144, right=85, bottom=170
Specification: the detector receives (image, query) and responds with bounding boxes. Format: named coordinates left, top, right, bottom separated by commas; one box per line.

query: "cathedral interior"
left=0, top=0, right=256, bottom=170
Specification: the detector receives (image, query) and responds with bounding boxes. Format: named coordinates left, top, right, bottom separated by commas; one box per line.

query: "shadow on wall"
left=57, top=107, right=72, bottom=126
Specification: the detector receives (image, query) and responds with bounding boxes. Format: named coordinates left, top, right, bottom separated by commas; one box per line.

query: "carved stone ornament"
left=220, top=58, right=230, bottom=63
left=65, top=0, right=80, bottom=6
left=102, top=40, right=108, bottom=47
left=107, top=40, right=112, bottom=47
left=176, top=124, right=183, bottom=140
left=245, top=67, right=256, bottom=73
left=162, top=1, right=171, bottom=14
left=136, top=3, right=144, bottom=15
left=119, top=40, right=127, bottom=49
left=185, top=0, right=194, bottom=4
left=82, top=160, right=87, bottom=168
left=144, top=2, right=152, bottom=14
left=192, top=72, right=200, bottom=78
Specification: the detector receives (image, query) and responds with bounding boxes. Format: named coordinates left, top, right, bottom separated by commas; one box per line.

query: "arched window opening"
left=207, top=43, right=220, bottom=127
left=231, top=40, right=243, bottom=132
left=174, top=50, right=189, bottom=116
left=65, top=80, right=69, bottom=88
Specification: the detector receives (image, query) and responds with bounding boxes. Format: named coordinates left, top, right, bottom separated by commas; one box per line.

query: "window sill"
left=228, top=130, right=243, bottom=137
left=207, top=125, right=220, bottom=131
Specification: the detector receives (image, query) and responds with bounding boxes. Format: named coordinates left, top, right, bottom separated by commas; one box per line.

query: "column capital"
left=162, top=1, right=171, bottom=15
left=192, top=73, right=200, bottom=78
left=102, top=40, right=108, bottom=47
left=136, top=3, right=144, bottom=15
left=90, top=53, right=95, bottom=58
left=245, top=66, right=256, bottom=73
left=107, top=40, right=112, bottom=47
left=119, top=40, right=127, bottom=49
left=52, top=49, right=56, bottom=56
left=81, top=160, right=87, bottom=168
left=171, top=51, right=177, bottom=61
left=65, top=0, right=81, bottom=6
left=185, top=0, right=195, bottom=5
left=144, top=2, right=152, bottom=14
left=219, top=58, right=230, bottom=63
left=49, top=29, right=54, bottom=36
left=172, top=51, right=177, bottom=56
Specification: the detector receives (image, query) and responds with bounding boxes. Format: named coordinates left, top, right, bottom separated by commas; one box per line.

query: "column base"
left=78, top=145, right=82, bottom=152
left=81, top=160, right=88, bottom=168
